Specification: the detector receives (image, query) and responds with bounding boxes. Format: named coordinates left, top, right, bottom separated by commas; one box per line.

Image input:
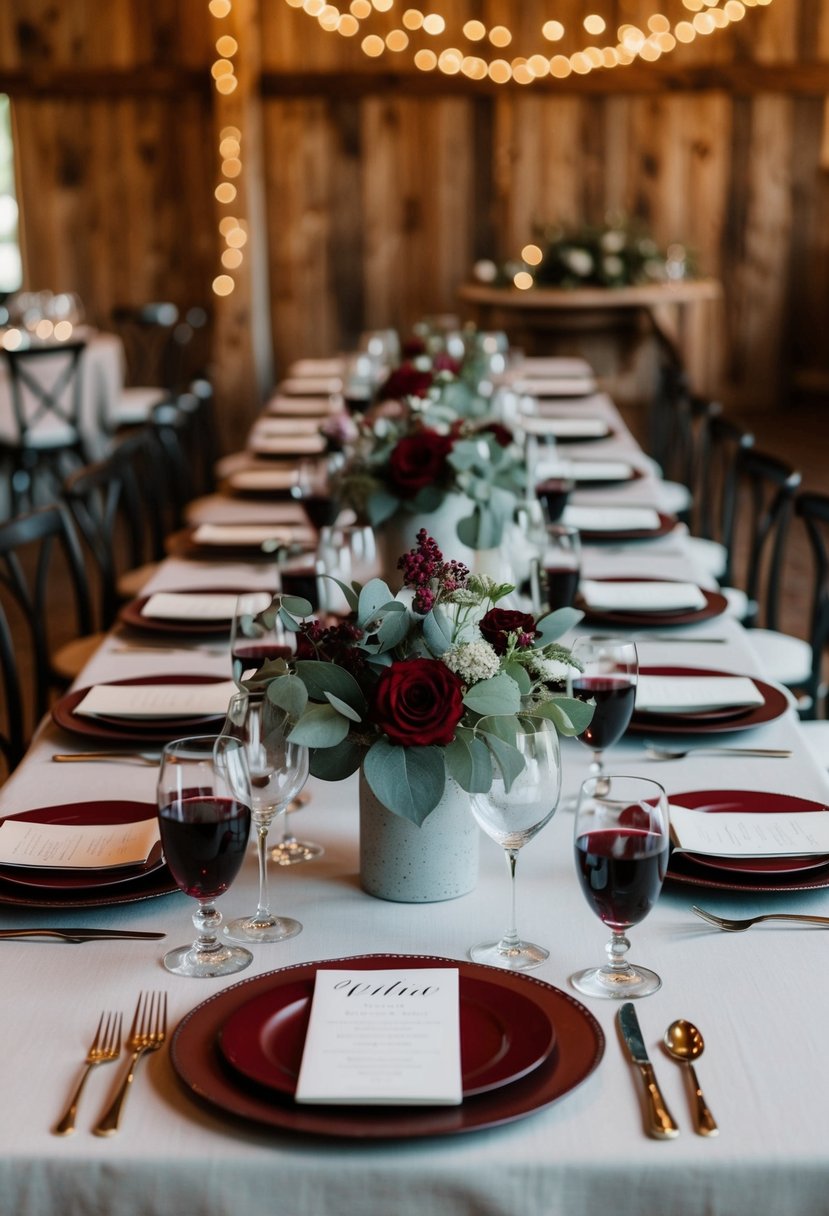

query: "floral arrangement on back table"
left=337, top=338, right=526, bottom=550
left=249, top=531, right=593, bottom=825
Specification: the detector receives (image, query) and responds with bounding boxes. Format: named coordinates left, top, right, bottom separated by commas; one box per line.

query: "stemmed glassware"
left=270, top=798, right=324, bottom=865
left=571, top=775, right=670, bottom=998
left=567, top=637, right=638, bottom=777
left=156, top=735, right=252, bottom=978
left=530, top=523, right=581, bottom=613
left=222, top=690, right=310, bottom=944
left=230, top=591, right=295, bottom=689
left=290, top=455, right=343, bottom=532
left=468, top=725, right=561, bottom=970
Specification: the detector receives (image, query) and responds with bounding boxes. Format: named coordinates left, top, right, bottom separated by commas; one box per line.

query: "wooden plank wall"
left=1, top=1, right=828, bottom=417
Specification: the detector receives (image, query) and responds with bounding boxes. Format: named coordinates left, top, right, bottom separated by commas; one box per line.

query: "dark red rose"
left=377, top=363, right=433, bottom=402
left=388, top=429, right=454, bottom=497
left=432, top=352, right=462, bottom=375
left=371, top=658, right=464, bottom=747
left=401, top=337, right=428, bottom=358
left=478, top=421, right=514, bottom=448
left=479, top=608, right=538, bottom=654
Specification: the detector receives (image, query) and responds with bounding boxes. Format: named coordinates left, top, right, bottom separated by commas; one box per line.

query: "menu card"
left=295, top=968, right=462, bottom=1106
left=562, top=505, right=662, bottom=532
left=75, top=680, right=237, bottom=719
left=670, top=805, right=829, bottom=858
left=636, top=675, right=764, bottom=714
left=0, top=817, right=159, bottom=870
left=140, top=592, right=239, bottom=621
left=580, top=580, right=706, bottom=613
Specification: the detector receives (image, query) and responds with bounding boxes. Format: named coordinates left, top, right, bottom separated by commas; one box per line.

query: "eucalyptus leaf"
left=309, top=736, right=363, bottom=780
left=357, top=579, right=396, bottom=627
left=374, top=606, right=410, bottom=650
left=534, top=606, right=584, bottom=644
left=410, top=484, right=444, bottom=513
left=367, top=487, right=401, bottom=527
left=422, top=606, right=453, bottom=655
left=456, top=509, right=483, bottom=549
left=476, top=713, right=521, bottom=747
left=280, top=594, right=313, bottom=617
left=445, top=733, right=492, bottom=793
left=288, top=703, right=350, bottom=748
left=266, top=674, right=308, bottom=719
left=362, top=740, right=445, bottom=826
left=277, top=606, right=302, bottom=633
left=329, top=577, right=359, bottom=614
left=323, top=691, right=363, bottom=723
left=293, top=660, right=367, bottom=714
left=504, top=661, right=532, bottom=694
left=462, top=670, right=521, bottom=716
left=478, top=730, right=526, bottom=792
left=532, top=695, right=595, bottom=736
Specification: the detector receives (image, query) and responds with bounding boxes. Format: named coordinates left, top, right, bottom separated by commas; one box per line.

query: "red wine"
left=232, top=642, right=293, bottom=684
left=544, top=565, right=579, bottom=610
left=535, top=478, right=571, bottom=522
left=280, top=567, right=319, bottom=608
left=159, top=795, right=251, bottom=899
left=572, top=675, right=636, bottom=750
left=575, top=827, right=668, bottom=929
left=297, top=493, right=339, bottom=530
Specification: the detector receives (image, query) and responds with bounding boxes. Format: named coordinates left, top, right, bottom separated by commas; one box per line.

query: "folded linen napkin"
left=228, top=468, right=297, bottom=492
left=521, top=416, right=610, bottom=439
left=265, top=395, right=336, bottom=417
left=140, top=592, right=240, bottom=621
left=537, top=459, right=635, bottom=483
left=562, top=505, right=662, bottom=532
left=250, top=434, right=326, bottom=456
left=192, top=523, right=299, bottom=547
left=513, top=376, right=597, bottom=396
left=254, top=418, right=324, bottom=437
left=580, top=580, right=707, bottom=613
left=635, top=675, right=764, bottom=715
left=288, top=357, right=345, bottom=377
left=278, top=376, right=342, bottom=396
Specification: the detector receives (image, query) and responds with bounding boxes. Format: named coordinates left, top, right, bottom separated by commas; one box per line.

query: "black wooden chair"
left=795, top=492, right=829, bottom=724
left=0, top=340, right=89, bottom=514
left=682, top=407, right=755, bottom=583
left=0, top=504, right=93, bottom=775
left=111, top=302, right=211, bottom=395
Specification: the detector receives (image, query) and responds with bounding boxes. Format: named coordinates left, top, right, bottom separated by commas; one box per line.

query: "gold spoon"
left=663, top=1020, right=719, bottom=1137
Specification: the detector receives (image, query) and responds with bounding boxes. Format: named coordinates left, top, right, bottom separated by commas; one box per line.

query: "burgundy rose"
left=401, top=337, right=428, bottom=358
left=377, top=363, right=433, bottom=402
left=478, top=421, right=514, bottom=449
left=371, top=658, right=464, bottom=747
left=432, top=352, right=462, bottom=375
left=388, top=429, right=454, bottom=497
left=479, top=608, right=538, bottom=654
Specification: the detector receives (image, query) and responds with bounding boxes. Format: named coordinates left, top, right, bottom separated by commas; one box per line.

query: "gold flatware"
left=0, top=928, right=165, bottom=943
left=52, top=752, right=162, bottom=765
left=617, top=1002, right=679, bottom=1140
left=692, top=905, right=829, bottom=932
left=53, top=1011, right=122, bottom=1136
left=645, top=745, right=791, bottom=761
left=93, top=991, right=167, bottom=1137
left=663, top=1019, right=718, bottom=1137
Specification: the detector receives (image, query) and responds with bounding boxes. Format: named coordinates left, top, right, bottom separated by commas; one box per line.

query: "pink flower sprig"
left=398, top=529, right=470, bottom=615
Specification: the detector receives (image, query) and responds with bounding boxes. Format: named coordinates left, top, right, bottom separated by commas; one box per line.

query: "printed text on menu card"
left=295, top=969, right=462, bottom=1106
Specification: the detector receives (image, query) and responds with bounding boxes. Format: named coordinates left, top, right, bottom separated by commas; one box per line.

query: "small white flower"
left=531, top=656, right=573, bottom=683
left=473, top=259, right=498, bottom=283
left=603, top=255, right=625, bottom=278
left=564, top=248, right=594, bottom=277
left=601, top=229, right=626, bottom=253
left=443, top=641, right=501, bottom=684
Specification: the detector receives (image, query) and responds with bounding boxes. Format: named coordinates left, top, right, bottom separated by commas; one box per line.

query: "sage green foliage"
left=254, top=577, right=592, bottom=827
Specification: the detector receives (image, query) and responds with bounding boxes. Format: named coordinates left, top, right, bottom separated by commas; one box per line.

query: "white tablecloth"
left=1, top=397, right=828, bottom=1216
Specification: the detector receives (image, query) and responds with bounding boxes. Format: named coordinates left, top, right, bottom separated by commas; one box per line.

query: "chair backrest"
left=62, top=428, right=166, bottom=628
left=111, top=303, right=210, bottom=394
left=2, top=340, right=86, bottom=444
left=795, top=491, right=829, bottom=715
left=150, top=380, right=217, bottom=517
left=0, top=504, right=93, bottom=773
left=694, top=408, right=755, bottom=577
left=731, top=447, right=802, bottom=629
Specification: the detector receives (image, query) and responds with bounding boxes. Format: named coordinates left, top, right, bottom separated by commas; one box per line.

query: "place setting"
left=560, top=504, right=678, bottom=542
left=627, top=665, right=790, bottom=737
left=166, top=520, right=318, bottom=560
left=50, top=674, right=237, bottom=746
left=574, top=577, right=729, bottom=628
left=117, top=588, right=250, bottom=638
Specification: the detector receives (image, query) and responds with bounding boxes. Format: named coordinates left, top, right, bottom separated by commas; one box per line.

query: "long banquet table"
left=1, top=385, right=828, bottom=1216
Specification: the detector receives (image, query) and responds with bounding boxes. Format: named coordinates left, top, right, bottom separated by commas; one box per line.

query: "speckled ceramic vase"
left=358, top=772, right=480, bottom=903
left=375, top=493, right=502, bottom=590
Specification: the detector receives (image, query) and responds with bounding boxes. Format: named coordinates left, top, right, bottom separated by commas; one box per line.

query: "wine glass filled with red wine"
left=231, top=591, right=296, bottom=688
left=157, top=735, right=252, bottom=978
left=530, top=523, right=581, bottom=613
left=570, top=775, right=669, bottom=999
left=568, top=637, right=638, bottom=776
left=290, top=455, right=343, bottom=531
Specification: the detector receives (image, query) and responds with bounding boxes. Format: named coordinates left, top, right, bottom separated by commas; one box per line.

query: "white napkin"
left=537, top=459, right=635, bottom=482
left=250, top=434, right=326, bottom=456
left=265, top=395, right=336, bottom=417
left=288, top=358, right=345, bottom=378
left=140, top=592, right=239, bottom=621
left=254, top=418, right=324, bottom=437
left=278, top=376, right=342, bottom=396
left=513, top=376, right=597, bottom=397
left=228, top=468, right=297, bottom=492
left=192, top=523, right=299, bottom=547
left=521, top=416, right=610, bottom=439
left=635, top=675, right=764, bottom=714
left=580, top=580, right=707, bottom=613
left=514, top=356, right=593, bottom=378
left=75, top=680, right=237, bottom=719
left=562, top=505, right=662, bottom=532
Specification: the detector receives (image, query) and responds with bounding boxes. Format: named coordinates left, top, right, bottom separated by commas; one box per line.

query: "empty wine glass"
left=468, top=725, right=561, bottom=970
left=222, top=690, right=310, bottom=944
left=156, top=735, right=252, bottom=978
left=567, top=637, right=638, bottom=777
left=270, top=796, right=324, bottom=866
left=231, top=591, right=295, bottom=688
left=571, top=775, right=670, bottom=999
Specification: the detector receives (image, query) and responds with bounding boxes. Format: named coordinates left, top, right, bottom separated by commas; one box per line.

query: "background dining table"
left=0, top=383, right=827, bottom=1216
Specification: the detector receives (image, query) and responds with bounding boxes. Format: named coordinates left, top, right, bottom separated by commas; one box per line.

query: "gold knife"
left=617, top=1002, right=680, bottom=1139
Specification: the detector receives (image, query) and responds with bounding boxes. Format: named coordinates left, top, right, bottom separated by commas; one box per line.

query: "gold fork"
left=93, top=991, right=167, bottom=1137
left=53, top=1011, right=122, bottom=1136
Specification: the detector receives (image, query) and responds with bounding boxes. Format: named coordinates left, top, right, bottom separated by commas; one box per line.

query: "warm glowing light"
left=215, top=182, right=237, bottom=203
left=584, top=14, right=606, bottom=35
left=212, top=275, right=235, bottom=296
left=362, top=33, right=384, bottom=55
left=2, top=328, right=23, bottom=350
left=386, top=29, right=409, bottom=51
left=463, top=20, right=485, bottom=41
left=438, top=49, right=462, bottom=73
left=226, top=226, right=248, bottom=248
left=222, top=157, right=242, bottom=178
left=216, top=35, right=238, bottom=55
left=414, top=48, right=437, bottom=70
left=489, top=25, right=511, bottom=47
left=219, top=216, right=238, bottom=235
left=221, top=248, right=244, bottom=269
left=351, top=0, right=371, bottom=15
left=522, top=244, right=543, bottom=266
left=422, top=14, right=445, bottom=35
left=220, top=125, right=241, bottom=140
left=215, top=74, right=237, bottom=93
left=514, top=271, right=534, bottom=290
left=211, top=58, right=234, bottom=78
left=35, top=319, right=54, bottom=340
left=403, top=9, right=423, bottom=30
left=542, top=21, right=565, bottom=41
left=219, top=137, right=240, bottom=158
left=338, top=14, right=359, bottom=34
left=209, top=0, right=231, bottom=15
left=54, top=321, right=73, bottom=341
left=488, top=59, right=512, bottom=83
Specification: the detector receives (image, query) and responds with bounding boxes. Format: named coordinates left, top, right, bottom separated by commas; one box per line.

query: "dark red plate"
left=667, top=789, right=829, bottom=891
left=577, top=578, right=728, bottom=628
left=51, top=674, right=230, bottom=745
left=0, top=801, right=163, bottom=891
left=571, top=512, right=677, bottom=543
left=628, top=666, right=789, bottom=735
left=218, top=973, right=555, bottom=1101
left=170, top=954, right=604, bottom=1139
left=118, top=587, right=247, bottom=637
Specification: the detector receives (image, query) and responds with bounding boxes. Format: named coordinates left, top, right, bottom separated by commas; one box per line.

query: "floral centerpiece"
left=249, top=530, right=593, bottom=826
